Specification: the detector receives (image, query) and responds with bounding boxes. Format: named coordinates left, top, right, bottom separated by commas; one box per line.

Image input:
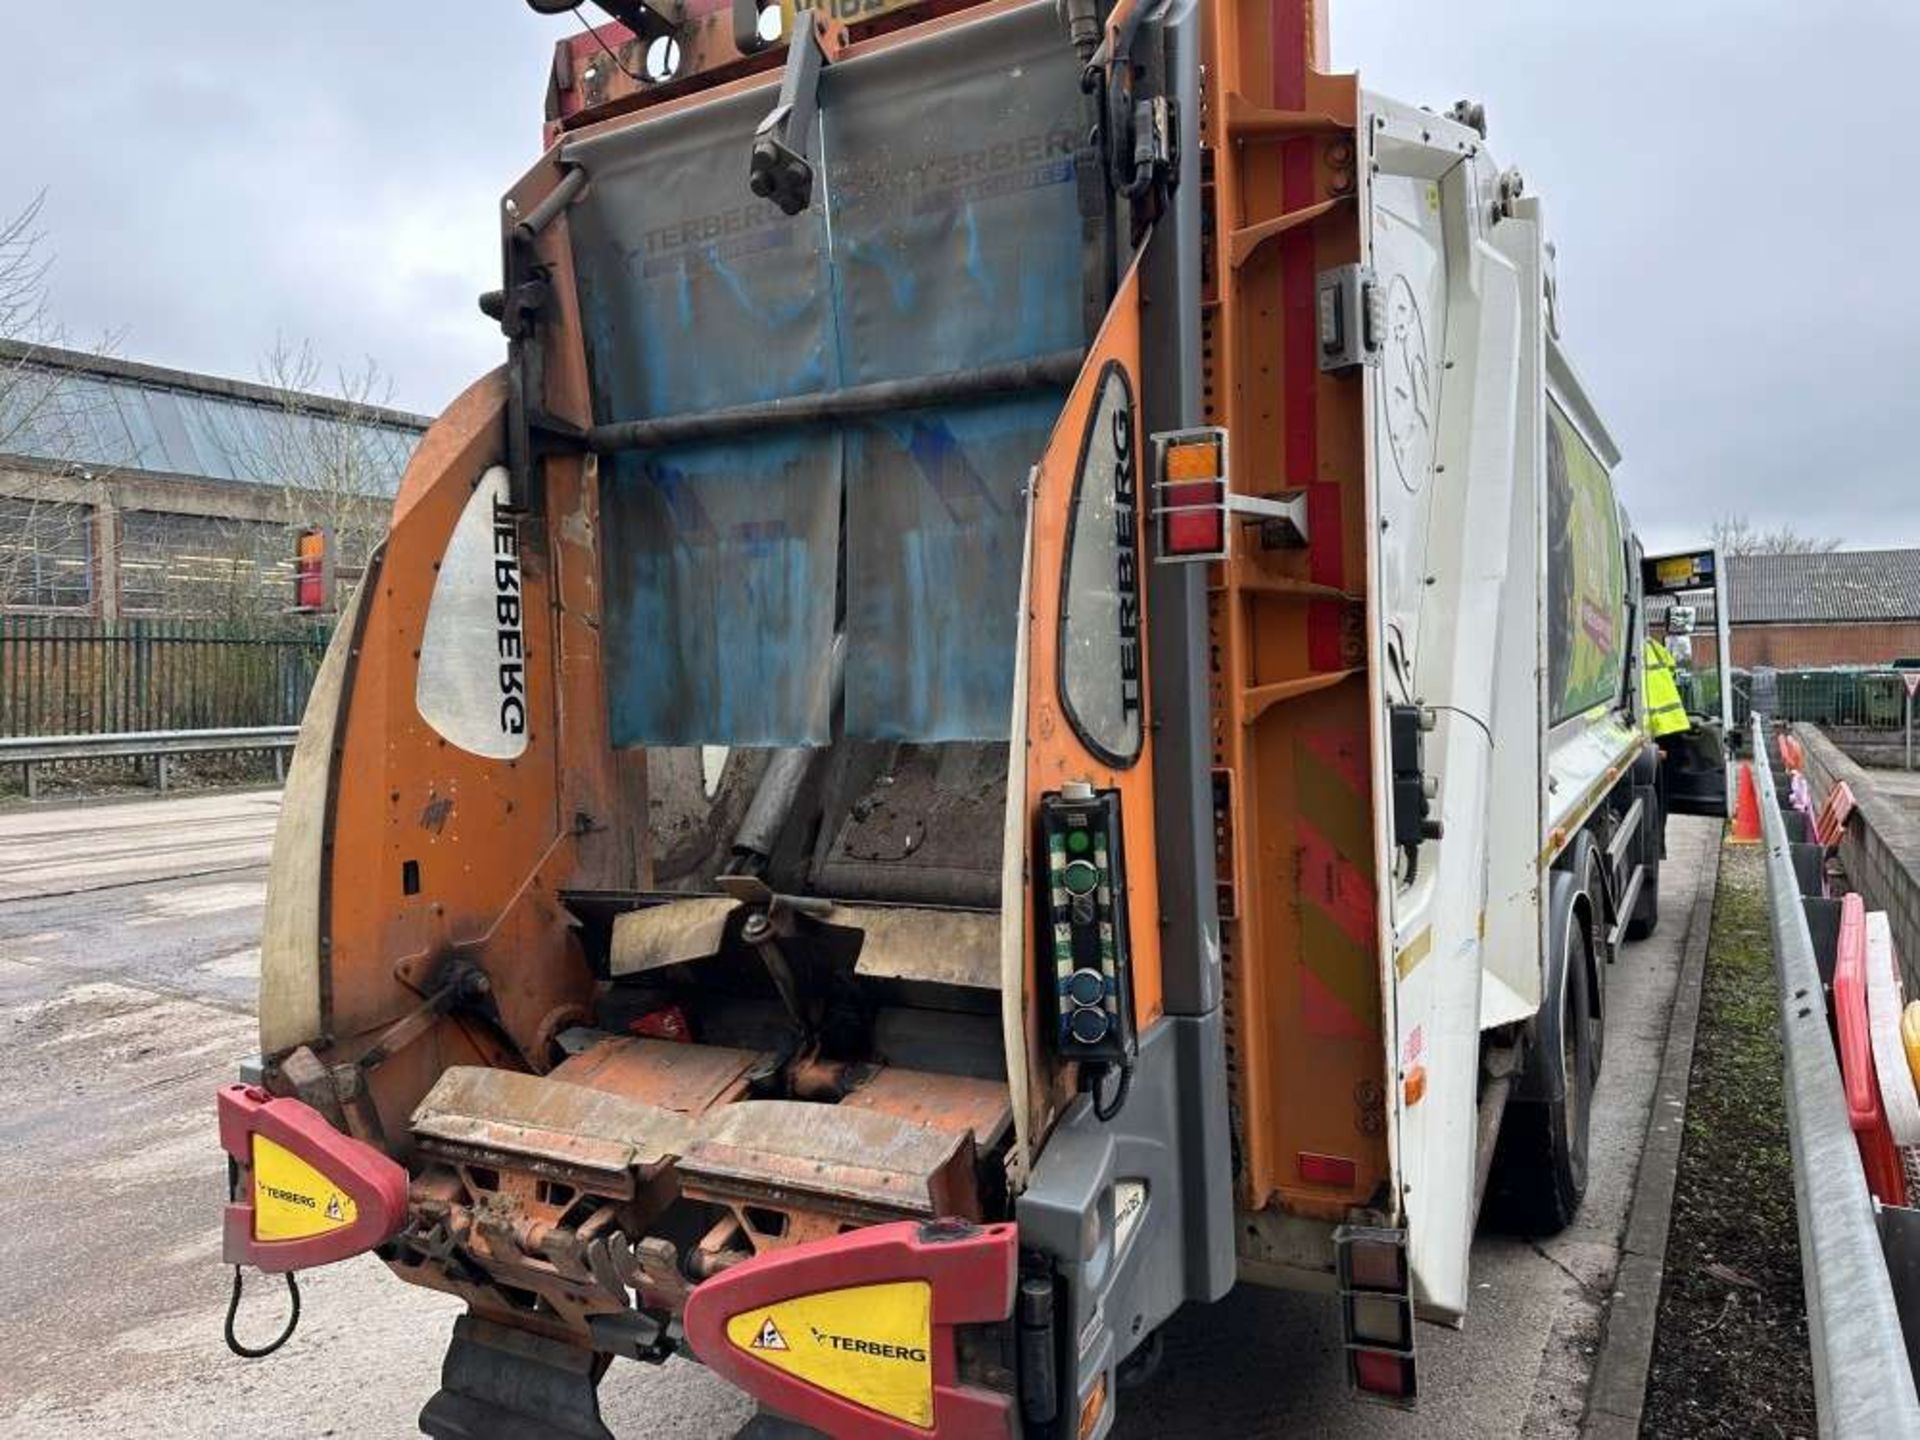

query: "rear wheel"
left=1488, top=926, right=1595, bottom=1234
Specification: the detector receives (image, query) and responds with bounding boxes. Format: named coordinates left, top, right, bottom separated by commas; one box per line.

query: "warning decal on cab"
left=251, top=1133, right=358, bottom=1242
left=724, top=1280, right=933, bottom=1427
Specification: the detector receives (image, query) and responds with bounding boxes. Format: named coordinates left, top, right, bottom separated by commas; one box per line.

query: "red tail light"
left=1351, top=1347, right=1415, bottom=1399
left=1162, top=483, right=1227, bottom=556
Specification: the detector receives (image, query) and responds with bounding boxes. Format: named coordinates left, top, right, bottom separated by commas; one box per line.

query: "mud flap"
left=419, top=1315, right=614, bottom=1440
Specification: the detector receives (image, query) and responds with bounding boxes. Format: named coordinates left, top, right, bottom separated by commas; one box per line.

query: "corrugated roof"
left=0, top=339, right=430, bottom=494
left=1726, top=549, right=1920, bottom=624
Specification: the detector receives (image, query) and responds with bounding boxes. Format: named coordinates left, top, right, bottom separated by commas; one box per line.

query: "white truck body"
left=1361, top=92, right=1645, bottom=1319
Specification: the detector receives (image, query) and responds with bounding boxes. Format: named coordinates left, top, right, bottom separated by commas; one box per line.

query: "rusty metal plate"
left=411, top=1066, right=698, bottom=1177
left=609, top=897, right=739, bottom=974
left=839, top=1066, right=1010, bottom=1151
left=678, top=1100, right=973, bottom=1218
left=554, top=1035, right=762, bottom=1115
left=825, top=903, right=1001, bottom=990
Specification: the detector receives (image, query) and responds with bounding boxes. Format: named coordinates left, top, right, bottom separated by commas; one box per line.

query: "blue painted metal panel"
left=844, top=397, right=1058, bottom=741
left=575, top=2, right=1084, bottom=748
left=601, top=431, right=841, bottom=749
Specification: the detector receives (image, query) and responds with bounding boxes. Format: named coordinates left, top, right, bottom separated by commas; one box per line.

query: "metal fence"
left=1755, top=716, right=1920, bottom=1437
left=1682, top=668, right=1915, bottom=731
left=0, top=615, right=332, bottom=738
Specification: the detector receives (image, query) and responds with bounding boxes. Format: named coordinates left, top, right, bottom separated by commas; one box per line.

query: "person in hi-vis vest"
left=1644, top=636, right=1690, bottom=739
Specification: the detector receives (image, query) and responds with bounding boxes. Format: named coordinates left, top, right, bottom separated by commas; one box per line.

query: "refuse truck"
left=214, top=0, right=1728, bottom=1432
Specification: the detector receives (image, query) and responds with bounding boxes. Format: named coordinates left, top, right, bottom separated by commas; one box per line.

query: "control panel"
left=1039, top=782, right=1135, bottom=1063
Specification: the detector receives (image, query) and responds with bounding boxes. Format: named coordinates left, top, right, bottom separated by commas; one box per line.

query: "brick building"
left=0, top=340, right=428, bottom=618
left=1658, top=548, right=1920, bottom=669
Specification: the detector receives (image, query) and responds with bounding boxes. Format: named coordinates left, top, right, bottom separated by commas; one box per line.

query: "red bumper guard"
left=684, top=1217, right=1020, bottom=1439
left=217, top=1083, right=409, bottom=1272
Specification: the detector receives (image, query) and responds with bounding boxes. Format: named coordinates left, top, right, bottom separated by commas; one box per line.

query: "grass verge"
left=1641, top=842, right=1815, bottom=1437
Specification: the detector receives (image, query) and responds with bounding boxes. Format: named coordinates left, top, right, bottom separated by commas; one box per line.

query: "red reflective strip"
left=1271, top=0, right=1308, bottom=110
left=1297, top=819, right=1373, bottom=950
left=1305, top=482, right=1343, bottom=592
left=1279, top=141, right=1328, bottom=591
left=1300, top=723, right=1369, bottom=795
left=1299, top=1151, right=1358, bottom=1188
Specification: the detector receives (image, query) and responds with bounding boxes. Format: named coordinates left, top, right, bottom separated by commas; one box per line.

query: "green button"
left=1063, top=859, right=1100, bottom=897
left=1066, top=829, right=1092, bottom=855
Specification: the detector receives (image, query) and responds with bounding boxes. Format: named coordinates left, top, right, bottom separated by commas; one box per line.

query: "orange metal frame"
left=1201, top=0, right=1392, bottom=1218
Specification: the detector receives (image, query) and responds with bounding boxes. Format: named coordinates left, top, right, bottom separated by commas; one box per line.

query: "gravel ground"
left=1641, top=842, right=1816, bottom=1438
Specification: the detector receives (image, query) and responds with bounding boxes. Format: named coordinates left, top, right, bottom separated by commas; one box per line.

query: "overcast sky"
left=2, top=2, right=1916, bottom=552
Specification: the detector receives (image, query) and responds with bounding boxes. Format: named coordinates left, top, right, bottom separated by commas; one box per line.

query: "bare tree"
left=240, top=336, right=402, bottom=612
left=0, top=193, right=119, bottom=611
left=1710, top=512, right=1842, bottom=557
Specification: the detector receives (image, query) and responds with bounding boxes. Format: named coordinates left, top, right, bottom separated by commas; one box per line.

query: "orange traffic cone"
left=1730, top=760, right=1762, bottom=844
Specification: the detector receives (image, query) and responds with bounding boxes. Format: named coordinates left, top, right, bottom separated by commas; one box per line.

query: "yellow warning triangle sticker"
left=251, top=1133, right=357, bottom=1241
left=725, top=1282, right=932, bottom=1427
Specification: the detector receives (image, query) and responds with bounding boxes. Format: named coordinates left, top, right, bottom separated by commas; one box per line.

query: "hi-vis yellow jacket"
left=1643, top=638, right=1690, bottom=738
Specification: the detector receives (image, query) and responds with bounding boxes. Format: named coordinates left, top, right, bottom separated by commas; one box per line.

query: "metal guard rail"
left=1754, top=713, right=1920, bottom=1437
left=0, top=726, right=297, bottom=798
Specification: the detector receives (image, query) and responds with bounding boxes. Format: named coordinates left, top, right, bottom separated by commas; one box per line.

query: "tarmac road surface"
left=0, top=789, right=1715, bottom=1438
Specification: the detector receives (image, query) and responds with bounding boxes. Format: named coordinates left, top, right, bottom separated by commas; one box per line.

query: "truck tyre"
left=1489, top=926, right=1595, bottom=1235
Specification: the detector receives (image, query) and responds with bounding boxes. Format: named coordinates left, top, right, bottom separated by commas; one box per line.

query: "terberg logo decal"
left=1108, top=382, right=1142, bottom=725
left=1059, top=362, right=1145, bottom=766
left=416, top=465, right=532, bottom=761
left=807, top=1326, right=930, bottom=1364
left=491, top=490, right=527, bottom=738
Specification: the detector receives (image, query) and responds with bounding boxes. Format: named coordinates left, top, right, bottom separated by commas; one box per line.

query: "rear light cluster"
left=1334, top=1224, right=1418, bottom=1405
left=1154, top=430, right=1230, bottom=559
left=1150, top=426, right=1311, bottom=563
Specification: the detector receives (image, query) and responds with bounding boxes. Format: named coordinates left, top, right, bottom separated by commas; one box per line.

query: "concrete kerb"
left=1580, top=828, right=1721, bottom=1435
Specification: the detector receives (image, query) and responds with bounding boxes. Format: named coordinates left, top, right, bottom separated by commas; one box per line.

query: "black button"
left=1068, top=1007, right=1111, bottom=1045
left=1067, top=968, right=1106, bottom=1006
